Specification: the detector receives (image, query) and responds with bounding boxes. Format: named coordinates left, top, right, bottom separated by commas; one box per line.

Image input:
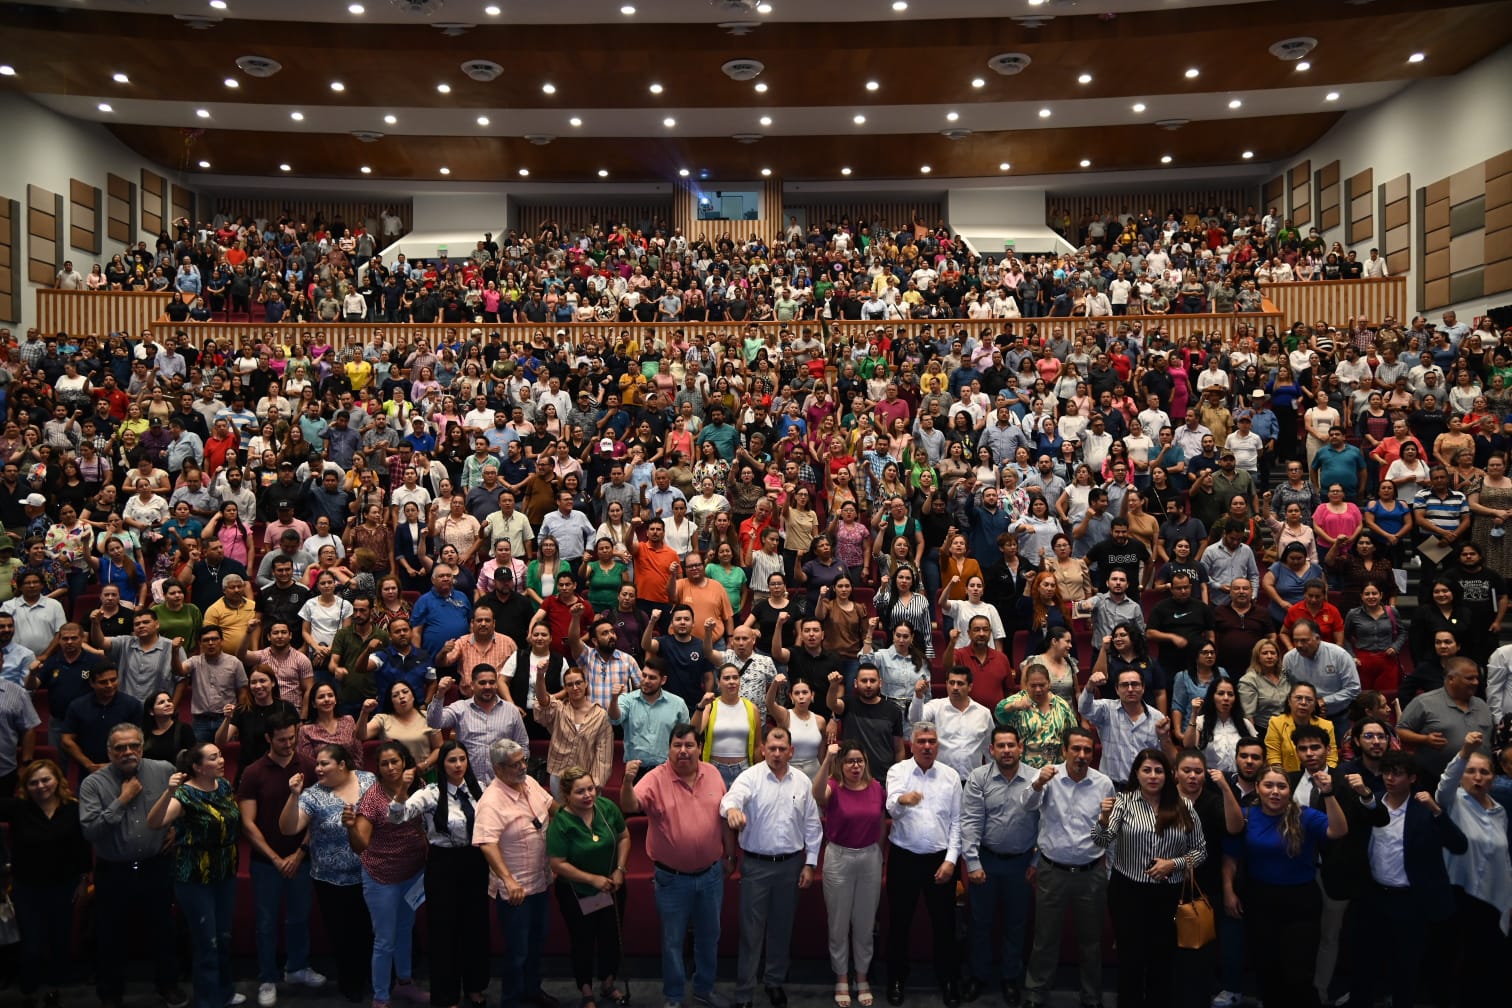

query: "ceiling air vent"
left=940, top=129, right=972, bottom=141
left=719, top=21, right=760, bottom=36
left=988, top=53, right=1032, bottom=76
left=524, top=135, right=556, bottom=145
left=350, top=130, right=386, bottom=143
left=460, top=60, right=503, bottom=82
left=731, top=133, right=764, bottom=144
left=721, top=59, right=766, bottom=82
left=433, top=23, right=473, bottom=36
left=392, top=0, right=445, bottom=16
left=1155, top=119, right=1190, bottom=131
left=174, top=15, right=222, bottom=29
left=235, top=55, right=282, bottom=78
left=1269, top=37, right=1318, bottom=62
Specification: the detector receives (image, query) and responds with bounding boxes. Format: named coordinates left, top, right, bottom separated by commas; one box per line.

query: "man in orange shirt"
left=633, top=517, right=678, bottom=622
left=671, top=551, right=736, bottom=646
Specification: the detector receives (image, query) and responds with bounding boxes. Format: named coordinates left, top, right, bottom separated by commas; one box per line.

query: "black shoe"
left=1002, top=982, right=1022, bottom=1007
left=162, top=988, right=191, bottom=1008
left=765, top=987, right=787, bottom=1008
left=941, top=984, right=962, bottom=1008
left=527, top=993, right=562, bottom=1008
left=960, top=979, right=983, bottom=1004
left=886, top=981, right=905, bottom=1007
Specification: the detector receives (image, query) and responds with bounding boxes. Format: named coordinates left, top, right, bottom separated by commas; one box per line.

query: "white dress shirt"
left=1368, top=800, right=1410, bottom=888
left=907, top=695, right=993, bottom=779
left=1023, top=763, right=1116, bottom=865
left=720, top=761, right=824, bottom=865
left=885, top=758, right=963, bottom=860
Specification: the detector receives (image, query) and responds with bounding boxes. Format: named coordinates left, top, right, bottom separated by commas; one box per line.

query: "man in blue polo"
left=409, top=563, right=472, bottom=670
left=1310, top=426, right=1366, bottom=498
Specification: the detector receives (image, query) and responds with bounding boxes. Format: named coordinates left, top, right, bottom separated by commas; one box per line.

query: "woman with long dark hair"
left=1094, top=749, right=1208, bottom=1008
left=1183, top=676, right=1257, bottom=774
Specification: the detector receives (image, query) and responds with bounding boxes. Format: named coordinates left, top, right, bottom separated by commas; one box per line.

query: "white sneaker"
left=257, top=983, right=277, bottom=1007
left=1211, top=993, right=1239, bottom=1008
left=226, top=996, right=247, bottom=1007
left=284, top=969, right=328, bottom=989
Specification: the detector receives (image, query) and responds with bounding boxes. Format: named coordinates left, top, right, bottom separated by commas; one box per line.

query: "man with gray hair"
left=474, top=735, right=555, bottom=1008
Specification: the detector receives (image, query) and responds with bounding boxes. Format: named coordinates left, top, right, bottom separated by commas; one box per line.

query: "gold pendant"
left=592, top=834, right=600, bottom=842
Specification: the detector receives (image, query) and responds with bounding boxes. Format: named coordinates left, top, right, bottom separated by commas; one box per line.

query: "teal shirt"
left=609, top=688, right=690, bottom=767
left=546, top=796, right=627, bottom=896
left=694, top=422, right=739, bottom=461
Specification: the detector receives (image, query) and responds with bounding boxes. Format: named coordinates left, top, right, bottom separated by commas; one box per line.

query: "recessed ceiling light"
left=919, top=165, right=931, bottom=174
left=852, top=114, right=866, bottom=124
left=223, top=77, right=238, bottom=88
left=0, top=66, right=15, bottom=77
left=1077, top=73, right=1093, bottom=84
left=569, top=116, right=582, bottom=127
left=541, top=83, right=556, bottom=95
left=518, top=168, right=530, bottom=176
left=484, top=5, right=500, bottom=15
left=620, top=4, right=636, bottom=13
left=383, top=114, right=397, bottom=124
left=198, top=160, right=210, bottom=168
left=347, top=3, right=364, bottom=13
left=439, top=167, right=450, bottom=175
left=290, top=111, right=304, bottom=121
left=98, top=103, right=113, bottom=113
left=1184, top=67, right=1200, bottom=79
left=360, top=165, right=371, bottom=174
left=648, top=83, right=663, bottom=94
left=476, top=115, right=490, bottom=126
left=196, top=108, right=210, bottom=118
left=841, top=167, right=852, bottom=175
left=279, top=163, right=291, bottom=171
left=892, top=1, right=908, bottom=9
left=865, top=80, right=880, bottom=91
left=1242, top=150, right=1255, bottom=159
left=112, top=72, right=130, bottom=84
left=999, top=162, right=1010, bottom=171
left=761, top=168, right=772, bottom=176
left=754, top=82, right=768, bottom=93
left=598, top=169, right=609, bottom=177
left=1038, top=107, right=1051, bottom=118
left=1325, top=91, right=1340, bottom=101
left=1161, top=155, right=1173, bottom=164
left=759, top=116, right=772, bottom=126
left=663, top=117, right=676, bottom=127
left=756, top=2, right=772, bottom=12
left=1132, top=102, right=1146, bottom=113
left=436, top=83, right=451, bottom=94
left=209, top=0, right=227, bottom=8
left=1408, top=52, right=1425, bottom=63
left=1228, top=98, right=1242, bottom=109
left=330, top=81, right=345, bottom=92
left=1079, top=159, right=1091, bottom=168
left=971, top=77, right=985, bottom=88
left=678, top=168, right=690, bottom=177
left=946, top=111, right=959, bottom=122
left=1295, top=61, right=1310, bottom=72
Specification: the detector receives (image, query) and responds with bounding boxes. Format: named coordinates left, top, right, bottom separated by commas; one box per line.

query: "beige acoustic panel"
left=1454, top=229, right=1488, bottom=271
left=1262, top=176, right=1285, bottom=209
left=1381, top=171, right=1411, bottom=278
left=170, top=183, right=195, bottom=226
left=140, top=169, right=165, bottom=235
left=26, top=183, right=61, bottom=287
left=1347, top=167, right=1375, bottom=246
left=1316, top=161, right=1340, bottom=232
left=1451, top=164, right=1486, bottom=207
left=70, top=177, right=101, bottom=255
left=107, top=172, right=134, bottom=245
left=0, top=197, right=17, bottom=322
left=1289, top=160, right=1311, bottom=228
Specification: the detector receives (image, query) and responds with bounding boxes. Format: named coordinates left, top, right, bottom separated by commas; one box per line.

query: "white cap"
left=23, top=493, right=46, bottom=507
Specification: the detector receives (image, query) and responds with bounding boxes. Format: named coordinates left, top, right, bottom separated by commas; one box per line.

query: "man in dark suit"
left=1347, top=751, right=1467, bottom=1008
left=1285, top=725, right=1386, bottom=1005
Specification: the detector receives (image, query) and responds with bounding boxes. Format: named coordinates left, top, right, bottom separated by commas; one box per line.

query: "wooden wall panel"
left=1418, top=151, right=1512, bottom=310
left=203, top=197, right=412, bottom=240
left=1258, top=278, right=1408, bottom=328
left=512, top=201, right=673, bottom=240
left=140, top=169, right=165, bottom=236
left=107, top=173, right=135, bottom=246
left=1380, top=174, right=1411, bottom=279
left=1346, top=168, right=1374, bottom=246
left=26, top=183, right=62, bottom=287
left=35, top=289, right=172, bottom=336
left=0, top=198, right=18, bottom=324
left=1488, top=150, right=1512, bottom=300
left=1289, top=160, right=1312, bottom=229
left=1316, top=161, right=1341, bottom=233
left=1262, top=176, right=1285, bottom=213
left=170, top=183, right=196, bottom=229
left=782, top=200, right=944, bottom=237
left=70, top=177, right=101, bottom=256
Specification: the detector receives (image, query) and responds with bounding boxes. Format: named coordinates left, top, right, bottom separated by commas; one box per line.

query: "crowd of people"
left=1, top=207, right=1510, bottom=1008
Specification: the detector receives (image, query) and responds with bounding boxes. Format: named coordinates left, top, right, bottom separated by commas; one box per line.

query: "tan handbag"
left=1174, top=870, right=1216, bottom=949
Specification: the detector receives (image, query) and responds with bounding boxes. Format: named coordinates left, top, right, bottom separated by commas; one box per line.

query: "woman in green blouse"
left=146, top=742, right=243, bottom=1008
left=546, top=766, right=632, bottom=1008
left=581, top=537, right=632, bottom=612
left=993, top=663, right=1079, bottom=768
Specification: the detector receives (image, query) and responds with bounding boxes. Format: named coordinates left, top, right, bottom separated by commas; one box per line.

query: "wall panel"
left=1289, top=160, right=1312, bottom=228
left=1262, top=176, right=1285, bottom=212
left=1346, top=168, right=1374, bottom=246
left=107, top=173, right=136, bottom=246
left=513, top=201, right=672, bottom=241
left=0, top=198, right=18, bottom=323
left=140, top=169, right=165, bottom=235
left=171, top=183, right=196, bottom=229
left=70, top=177, right=101, bottom=256
left=1379, top=174, right=1412, bottom=278
left=1316, top=160, right=1341, bottom=233
left=26, top=183, right=62, bottom=287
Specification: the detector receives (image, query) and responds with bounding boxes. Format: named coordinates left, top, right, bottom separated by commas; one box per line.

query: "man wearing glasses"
left=78, top=723, right=187, bottom=1008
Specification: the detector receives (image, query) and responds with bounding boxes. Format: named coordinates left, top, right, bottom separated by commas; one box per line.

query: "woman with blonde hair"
left=812, top=740, right=886, bottom=1008
left=1238, top=638, right=1290, bottom=738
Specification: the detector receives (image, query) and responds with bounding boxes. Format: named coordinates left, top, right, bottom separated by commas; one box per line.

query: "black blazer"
left=1288, top=767, right=1390, bottom=900
left=1387, top=795, right=1468, bottom=921
left=505, top=649, right=565, bottom=714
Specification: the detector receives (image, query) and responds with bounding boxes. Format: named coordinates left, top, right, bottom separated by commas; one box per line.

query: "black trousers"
left=1348, top=884, right=1426, bottom=1008
left=1243, top=880, right=1321, bottom=1008
left=315, top=880, right=374, bottom=1001
left=94, top=856, right=179, bottom=1000
left=553, top=878, right=627, bottom=990
left=426, top=846, right=492, bottom=1005
left=1450, top=888, right=1508, bottom=1007
left=1107, top=870, right=1181, bottom=1008
left=885, top=844, right=958, bottom=987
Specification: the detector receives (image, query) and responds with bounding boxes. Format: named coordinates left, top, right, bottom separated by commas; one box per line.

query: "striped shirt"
left=1093, top=790, right=1206, bottom=882
left=426, top=695, right=529, bottom=786
left=1412, top=488, right=1468, bottom=535
left=575, top=647, right=642, bottom=710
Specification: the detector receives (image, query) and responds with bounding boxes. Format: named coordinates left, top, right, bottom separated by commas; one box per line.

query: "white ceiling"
left=10, top=0, right=1257, bottom=27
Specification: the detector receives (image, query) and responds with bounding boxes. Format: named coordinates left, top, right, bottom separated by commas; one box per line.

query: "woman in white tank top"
left=767, top=674, right=828, bottom=780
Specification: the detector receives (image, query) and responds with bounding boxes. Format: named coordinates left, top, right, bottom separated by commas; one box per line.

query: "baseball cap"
left=1251, top=389, right=1267, bottom=399
left=494, top=568, right=514, bottom=582
left=599, top=438, right=614, bottom=451
left=23, top=493, right=46, bottom=507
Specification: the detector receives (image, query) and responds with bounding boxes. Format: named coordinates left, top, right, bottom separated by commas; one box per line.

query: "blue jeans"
left=653, top=861, right=725, bottom=1002
left=920, top=548, right=942, bottom=605
left=249, top=857, right=313, bottom=983
left=496, top=890, right=550, bottom=1008
left=361, top=867, right=421, bottom=1000
left=192, top=712, right=223, bottom=743
left=175, top=878, right=236, bottom=1008
left=838, top=658, right=862, bottom=690
left=969, top=849, right=1034, bottom=983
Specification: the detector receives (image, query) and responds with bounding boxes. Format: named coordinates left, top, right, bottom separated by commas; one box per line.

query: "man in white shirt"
left=1224, top=415, right=1265, bottom=477
left=1360, top=248, right=1390, bottom=278
left=907, top=667, right=992, bottom=779
left=1021, top=728, right=1116, bottom=1008
left=1109, top=275, right=1132, bottom=315
left=884, top=723, right=964, bottom=1006
left=721, top=729, right=823, bottom=1008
